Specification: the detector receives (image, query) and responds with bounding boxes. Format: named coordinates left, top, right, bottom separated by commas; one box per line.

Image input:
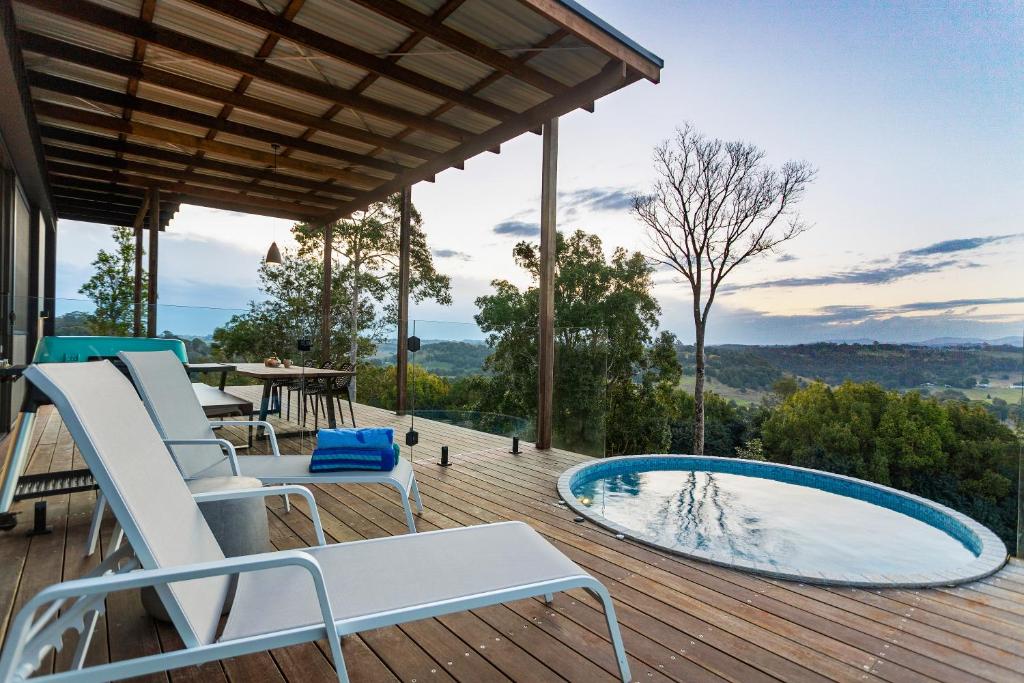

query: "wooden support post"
left=132, top=194, right=149, bottom=337
left=145, top=187, right=159, bottom=337
left=536, top=118, right=558, bottom=450
left=396, top=186, right=412, bottom=415
left=320, top=220, right=333, bottom=365
left=42, top=218, right=56, bottom=337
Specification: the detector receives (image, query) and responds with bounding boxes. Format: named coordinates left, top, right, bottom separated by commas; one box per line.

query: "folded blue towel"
left=316, top=427, right=393, bottom=450
left=309, top=443, right=400, bottom=472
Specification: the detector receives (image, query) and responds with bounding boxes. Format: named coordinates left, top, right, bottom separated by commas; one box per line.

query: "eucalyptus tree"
left=78, top=226, right=147, bottom=335
left=633, top=124, right=815, bottom=454
left=294, top=193, right=451, bottom=398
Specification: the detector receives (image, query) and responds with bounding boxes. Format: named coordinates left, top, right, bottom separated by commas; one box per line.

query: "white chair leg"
left=327, top=628, right=349, bottom=683
left=590, top=586, right=631, bottom=683
left=285, top=494, right=292, bottom=513
left=85, top=493, right=107, bottom=557
left=410, top=479, right=424, bottom=513
left=110, top=523, right=124, bottom=552
left=71, top=610, right=101, bottom=669
left=396, top=484, right=416, bottom=533
left=544, top=593, right=554, bottom=605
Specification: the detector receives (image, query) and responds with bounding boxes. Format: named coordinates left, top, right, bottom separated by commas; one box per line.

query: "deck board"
left=1, top=386, right=1022, bottom=683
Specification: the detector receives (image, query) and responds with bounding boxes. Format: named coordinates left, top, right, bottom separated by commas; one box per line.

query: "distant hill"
left=677, top=342, right=1022, bottom=391
left=370, top=339, right=492, bottom=377
left=914, top=336, right=1023, bottom=348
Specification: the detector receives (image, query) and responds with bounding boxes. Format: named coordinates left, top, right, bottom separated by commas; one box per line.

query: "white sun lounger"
left=112, top=350, right=422, bottom=534
left=0, top=361, right=631, bottom=683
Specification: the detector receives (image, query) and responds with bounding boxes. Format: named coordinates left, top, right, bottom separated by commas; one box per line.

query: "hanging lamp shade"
left=265, top=241, right=283, bottom=265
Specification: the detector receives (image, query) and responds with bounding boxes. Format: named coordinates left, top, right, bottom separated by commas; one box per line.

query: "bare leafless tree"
left=633, top=124, right=815, bottom=454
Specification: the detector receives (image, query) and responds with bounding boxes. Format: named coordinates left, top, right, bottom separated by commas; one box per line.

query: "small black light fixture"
left=264, top=143, right=284, bottom=265
left=265, top=241, right=283, bottom=265
left=509, top=436, right=521, bottom=455
left=438, top=445, right=451, bottom=467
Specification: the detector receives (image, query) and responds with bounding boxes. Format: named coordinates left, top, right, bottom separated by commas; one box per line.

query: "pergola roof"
left=9, top=0, right=662, bottom=229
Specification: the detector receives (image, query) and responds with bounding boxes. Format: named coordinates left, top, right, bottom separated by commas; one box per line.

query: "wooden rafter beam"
left=33, top=101, right=380, bottom=185
left=18, top=0, right=471, bottom=141
left=183, top=0, right=514, bottom=122
left=58, top=205, right=173, bottom=226
left=27, top=70, right=405, bottom=176
left=346, top=0, right=566, bottom=96
left=327, top=60, right=634, bottom=221
left=43, top=144, right=342, bottom=209
left=517, top=0, right=662, bottom=83
left=49, top=175, right=147, bottom=198
left=20, top=32, right=437, bottom=161
left=39, top=125, right=354, bottom=198
left=344, top=26, right=570, bottom=178
left=48, top=163, right=322, bottom=221
left=115, top=0, right=156, bottom=176
left=179, top=0, right=305, bottom=192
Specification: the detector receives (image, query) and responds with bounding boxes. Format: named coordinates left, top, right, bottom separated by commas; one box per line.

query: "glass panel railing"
left=667, top=331, right=1024, bottom=558
left=408, top=319, right=533, bottom=459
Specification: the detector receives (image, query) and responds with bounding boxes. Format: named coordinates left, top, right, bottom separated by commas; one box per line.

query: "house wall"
left=0, top=135, right=48, bottom=432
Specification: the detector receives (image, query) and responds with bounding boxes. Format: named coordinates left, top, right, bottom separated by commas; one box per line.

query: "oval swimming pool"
left=559, top=456, right=1007, bottom=586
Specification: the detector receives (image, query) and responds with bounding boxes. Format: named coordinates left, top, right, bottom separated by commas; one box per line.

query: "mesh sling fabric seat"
left=0, top=361, right=632, bottom=683
left=117, top=350, right=422, bottom=533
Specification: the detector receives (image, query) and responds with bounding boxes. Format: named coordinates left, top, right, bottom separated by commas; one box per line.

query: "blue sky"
left=55, top=0, right=1023, bottom=344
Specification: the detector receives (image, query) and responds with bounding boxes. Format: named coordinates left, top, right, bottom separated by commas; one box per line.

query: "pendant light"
left=265, top=143, right=284, bottom=265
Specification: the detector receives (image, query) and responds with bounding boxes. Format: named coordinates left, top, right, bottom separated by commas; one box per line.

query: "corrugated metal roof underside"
left=10, top=0, right=662, bottom=229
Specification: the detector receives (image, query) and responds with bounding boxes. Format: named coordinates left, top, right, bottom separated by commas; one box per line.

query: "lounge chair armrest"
left=163, top=437, right=241, bottom=475
left=209, top=420, right=281, bottom=456
left=192, top=485, right=326, bottom=546
left=2, top=550, right=337, bottom=681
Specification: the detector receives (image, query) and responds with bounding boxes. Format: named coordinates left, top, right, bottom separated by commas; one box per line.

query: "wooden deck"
left=2, top=384, right=1023, bottom=683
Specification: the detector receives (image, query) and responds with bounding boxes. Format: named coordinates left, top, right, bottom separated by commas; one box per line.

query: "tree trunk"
left=693, top=321, right=706, bottom=455
left=348, top=256, right=360, bottom=400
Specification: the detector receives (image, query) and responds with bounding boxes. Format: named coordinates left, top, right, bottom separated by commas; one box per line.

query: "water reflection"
left=572, top=469, right=975, bottom=575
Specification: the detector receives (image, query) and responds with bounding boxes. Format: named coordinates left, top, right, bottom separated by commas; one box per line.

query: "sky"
left=54, top=0, right=1024, bottom=344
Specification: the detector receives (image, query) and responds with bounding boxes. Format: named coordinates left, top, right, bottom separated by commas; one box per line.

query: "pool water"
left=573, top=469, right=977, bottom=577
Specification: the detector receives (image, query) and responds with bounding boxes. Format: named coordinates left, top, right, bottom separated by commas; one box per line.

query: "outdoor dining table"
left=232, top=363, right=355, bottom=438
left=185, top=362, right=236, bottom=390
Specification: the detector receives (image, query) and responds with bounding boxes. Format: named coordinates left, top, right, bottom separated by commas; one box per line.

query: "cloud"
left=493, top=220, right=540, bottom=237
left=433, top=248, right=471, bottom=261
left=660, top=296, right=1024, bottom=345
left=560, top=186, right=636, bottom=212
left=728, top=232, right=1023, bottom=292
left=900, top=234, right=1019, bottom=257
left=730, top=258, right=980, bottom=291
left=776, top=253, right=798, bottom=262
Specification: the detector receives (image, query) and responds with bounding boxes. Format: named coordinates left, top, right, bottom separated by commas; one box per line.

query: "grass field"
left=959, top=386, right=1024, bottom=404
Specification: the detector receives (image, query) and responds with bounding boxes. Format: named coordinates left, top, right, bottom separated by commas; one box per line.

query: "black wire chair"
left=302, top=361, right=356, bottom=429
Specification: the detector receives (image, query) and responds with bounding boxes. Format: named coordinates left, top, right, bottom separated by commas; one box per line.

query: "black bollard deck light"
left=438, top=445, right=451, bottom=467
left=510, top=436, right=521, bottom=455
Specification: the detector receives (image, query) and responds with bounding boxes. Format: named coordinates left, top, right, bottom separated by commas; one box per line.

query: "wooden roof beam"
left=517, top=0, right=663, bottom=83
left=27, top=70, right=405, bottom=176
left=33, top=101, right=380, bottom=186
left=20, top=32, right=437, bottom=161
left=328, top=60, right=634, bottom=220
left=346, top=0, right=566, bottom=96
left=47, top=162, right=323, bottom=221
left=39, top=125, right=355, bottom=197
left=43, top=144, right=344, bottom=209
left=18, top=0, right=471, bottom=141
left=183, top=0, right=514, bottom=122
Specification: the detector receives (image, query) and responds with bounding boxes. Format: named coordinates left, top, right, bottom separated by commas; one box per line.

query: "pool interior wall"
left=558, top=455, right=1008, bottom=588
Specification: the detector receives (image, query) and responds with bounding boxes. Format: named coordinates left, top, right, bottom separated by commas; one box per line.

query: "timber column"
left=146, top=187, right=159, bottom=337
left=536, top=118, right=558, bottom=449
left=320, top=221, right=333, bottom=364
left=396, top=187, right=412, bottom=414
